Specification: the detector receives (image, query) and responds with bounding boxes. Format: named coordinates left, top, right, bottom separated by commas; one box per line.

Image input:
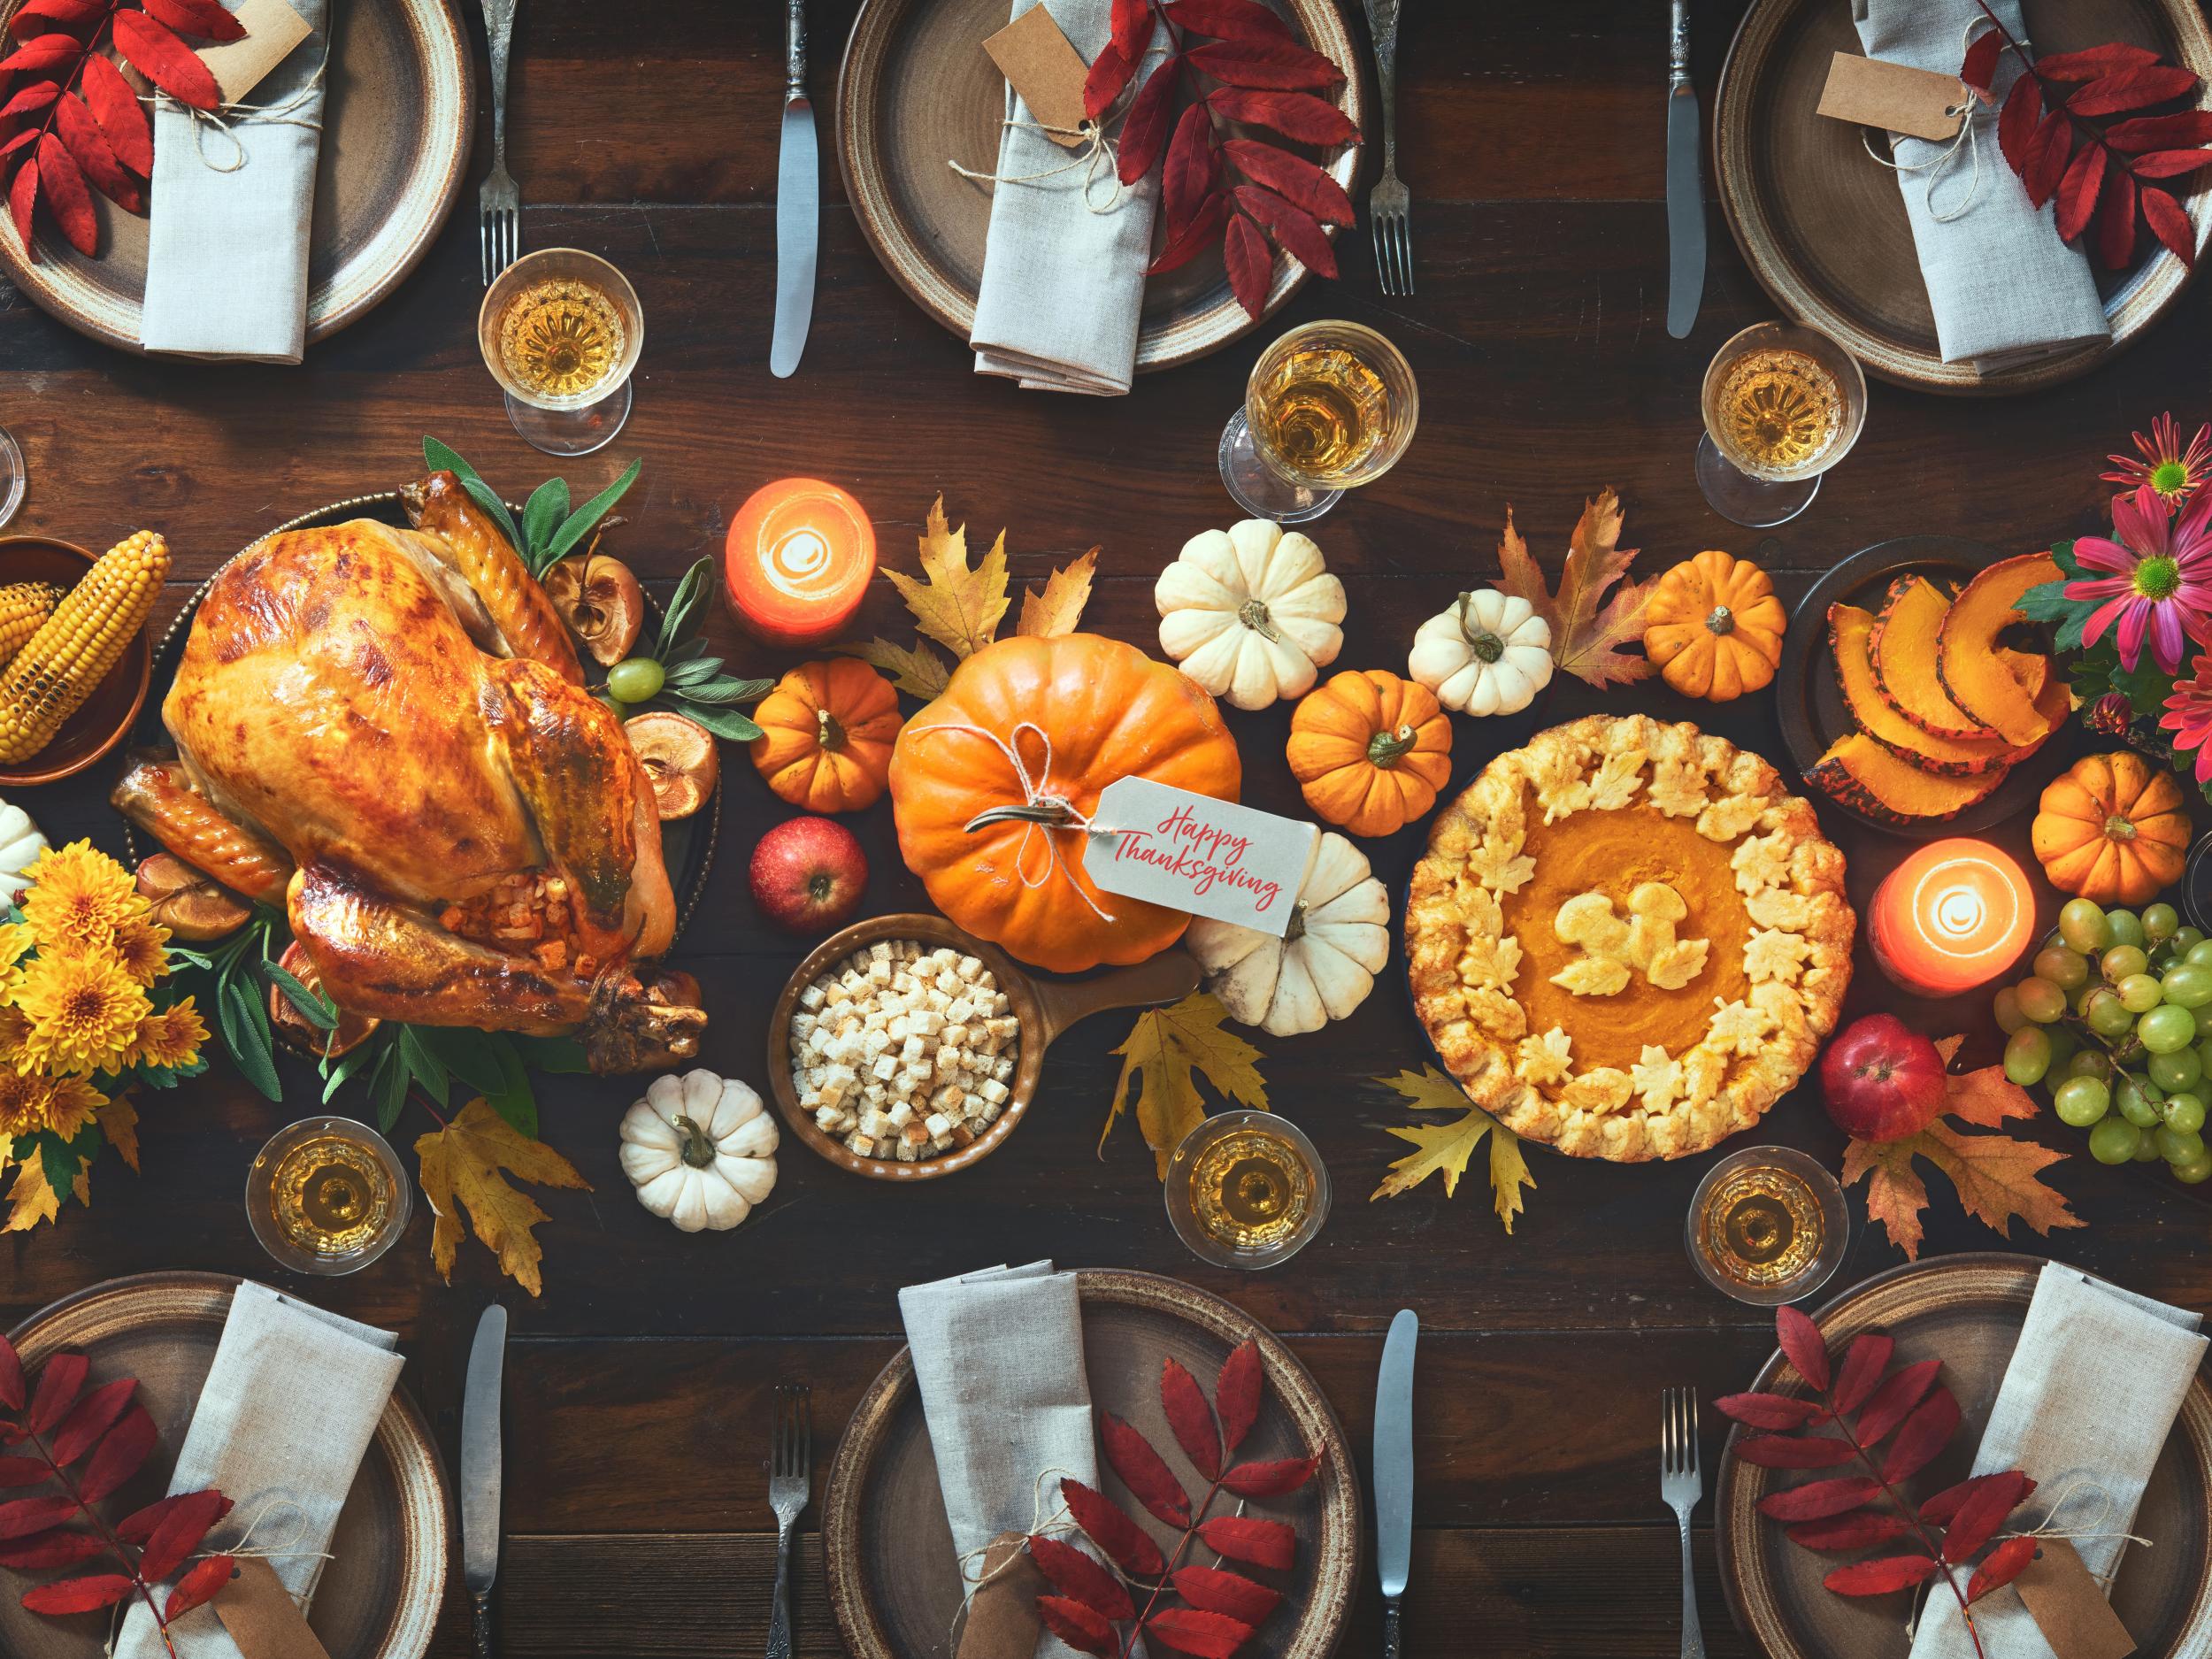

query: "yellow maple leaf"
left=1493, top=489, right=1656, bottom=689
left=1368, top=1066, right=1535, bottom=1233
left=417, top=1099, right=591, bottom=1297
left=833, top=636, right=951, bottom=700
left=887, top=495, right=1010, bottom=660
left=1016, top=547, right=1100, bottom=638
left=97, top=1094, right=139, bottom=1171
left=1842, top=1134, right=1932, bottom=1261
left=4, top=1161, right=57, bottom=1232
left=1103, top=992, right=1268, bottom=1178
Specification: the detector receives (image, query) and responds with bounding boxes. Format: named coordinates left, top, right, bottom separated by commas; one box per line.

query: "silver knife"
left=771, top=0, right=818, bottom=380
left=1375, top=1309, right=1417, bottom=1659
left=1664, top=0, right=1705, bottom=341
left=463, top=1304, right=509, bottom=1659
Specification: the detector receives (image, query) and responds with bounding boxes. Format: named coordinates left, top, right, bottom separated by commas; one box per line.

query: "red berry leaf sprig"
left=1087, top=0, right=1359, bottom=320
left=0, top=1333, right=235, bottom=1649
left=1722, top=1307, right=2036, bottom=1659
left=1960, top=2, right=2209, bottom=269
left=0, top=0, right=240, bottom=259
left=1030, top=1339, right=1320, bottom=1658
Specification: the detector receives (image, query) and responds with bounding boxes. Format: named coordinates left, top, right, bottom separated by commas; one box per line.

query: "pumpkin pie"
left=1405, top=714, right=1854, bottom=1161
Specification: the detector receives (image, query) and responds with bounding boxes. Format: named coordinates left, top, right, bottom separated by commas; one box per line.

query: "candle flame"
left=1930, top=883, right=1987, bottom=941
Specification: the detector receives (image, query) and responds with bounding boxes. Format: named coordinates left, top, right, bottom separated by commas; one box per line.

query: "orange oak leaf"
left=1842, top=1134, right=1932, bottom=1262
left=1493, top=489, right=1655, bottom=688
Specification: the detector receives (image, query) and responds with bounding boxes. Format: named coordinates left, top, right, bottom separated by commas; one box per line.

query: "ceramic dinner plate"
left=0, top=1272, right=447, bottom=1659
left=836, top=0, right=1363, bottom=373
left=1717, top=1253, right=2212, bottom=1659
left=1715, top=0, right=2212, bottom=395
left=822, top=1269, right=1361, bottom=1659
left=0, top=0, right=472, bottom=354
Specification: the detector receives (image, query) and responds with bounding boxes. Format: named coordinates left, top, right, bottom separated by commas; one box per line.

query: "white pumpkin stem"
left=672, top=1114, right=718, bottom=1170
left=1455, top=593, right=1505, bottom=664
left=1283, top=902, right=1309, bottom=944
left=1237, top=597, right=1280, bottom=641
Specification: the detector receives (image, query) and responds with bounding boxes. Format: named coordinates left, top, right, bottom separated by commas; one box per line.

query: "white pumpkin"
left=1156, top=519, right=1346, bottom=710
left=1408, top=589, right=1553, bottom=716
left=0, top=802, right=44, bottom=905
left=1186, top=832, right=1388, bottom=1035
left=618, top=1069, right=779, bottom=1233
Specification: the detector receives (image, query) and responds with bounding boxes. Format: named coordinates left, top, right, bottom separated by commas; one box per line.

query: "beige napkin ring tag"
left=213, top=1556, right=335, bottom=1659
left=954, top=1532, right=1047, bottom=1659
left=2010, top=1537, right=2138, bottom=1659
left=1087, top=778, right=1321, bottom=937
left=983, top=6, right=1092, bottom=150
left=1816, top=51, right=1968, bottom=142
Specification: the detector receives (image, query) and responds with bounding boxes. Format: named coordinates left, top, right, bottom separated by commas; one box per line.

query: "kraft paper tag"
left=983, top=5, right=1090, bottom=150
left=212, top=1557, right=334, bottom=1659
left=1816, top=50, right=1967, bottom=142
left=1087, top=778, right=1321, bottom=937
left=2013, top=1538, right=2136, bottom=1659
left=955, top=1532, right=1047, bottom=1659
left=198, top=0, right=314, bottom=104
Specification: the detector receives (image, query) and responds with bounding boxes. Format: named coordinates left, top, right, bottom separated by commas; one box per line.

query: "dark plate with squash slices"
left=1776, top=536, right=2081, bottom=840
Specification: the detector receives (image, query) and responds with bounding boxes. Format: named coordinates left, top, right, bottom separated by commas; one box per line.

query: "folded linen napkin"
left=1908, top=1263, right=2208, bottom=1659
left=969, top=0, right=1165, bottom=395
left=1852, top=0, right=2110, bottom=372
left=140, top=0, right=330, bottom=362
left=115, top=1281, right=405, bottom=1659
left=900, top=1262, right=1104, bottom=1659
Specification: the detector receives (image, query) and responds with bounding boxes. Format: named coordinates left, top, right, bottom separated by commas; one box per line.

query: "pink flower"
left=2067, top=484, right=2212, bottom=672
left=2162, top=666, right=2212, bottom=782
left=2105, top=412, right=2212, bottom=504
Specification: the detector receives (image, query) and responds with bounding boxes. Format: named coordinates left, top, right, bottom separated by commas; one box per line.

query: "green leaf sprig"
left=328, top=1022, right=588, bottom=1141
left=422, top=435, right=641, bottom=579
left=617, top=555, right=774, bottom=741
left=169, top=909, right=339, bottom=1103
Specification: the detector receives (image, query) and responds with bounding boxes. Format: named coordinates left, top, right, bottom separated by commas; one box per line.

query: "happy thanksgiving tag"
left=1087, top=779, right=1320, bottom=937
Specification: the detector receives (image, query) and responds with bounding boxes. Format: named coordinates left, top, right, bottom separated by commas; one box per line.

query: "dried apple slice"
left=625, top=710, right=720, bottom=820
left=543, top=553, right=645, bottom=668
left=134, top=852, right=251, bottom=942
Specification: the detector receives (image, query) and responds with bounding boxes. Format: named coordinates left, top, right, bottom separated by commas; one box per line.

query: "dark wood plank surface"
left=1, top=4, right=2207, bottom=1656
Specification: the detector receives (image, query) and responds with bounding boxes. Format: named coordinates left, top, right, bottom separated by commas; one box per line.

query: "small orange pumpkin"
left=749, top=658, right=902, bottom=813
left=1642, top=549, right=1787, bottom=703
left=1286, top=670, right=1452, bottom=838
left=2032, top=751, right=2190, bottom=904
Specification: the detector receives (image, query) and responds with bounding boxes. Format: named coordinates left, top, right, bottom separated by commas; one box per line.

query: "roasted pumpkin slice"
left=1828, top=603, right=2024, bottom=777
left=1935, top=554, right=2062, bottom=747
left=1805, top=733, right=2009, bottom=825
left=1870, top=577, right=1994, bottom=741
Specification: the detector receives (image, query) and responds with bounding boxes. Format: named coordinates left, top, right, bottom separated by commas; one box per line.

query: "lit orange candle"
left=723, top=478, right=877, bottom=648
left=1868, top=840, right=2038, bottom=997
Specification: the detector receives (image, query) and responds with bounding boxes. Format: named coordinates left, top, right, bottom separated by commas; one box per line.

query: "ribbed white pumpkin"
left=1408, top=588, right=1553, bottom=716
left=618, top=1069, right=779, bottom=1233
left=1156, top=519, right=1346, bottom=710
left=0, top=802, right=44, bottom=904
left=1186, top=832, right=1388, bottom=1035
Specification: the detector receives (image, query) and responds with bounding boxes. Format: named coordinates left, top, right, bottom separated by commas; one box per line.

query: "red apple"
left=1819, top=1014, right=1947, bottom=1142
left=750, top=815, right=868, bottom=933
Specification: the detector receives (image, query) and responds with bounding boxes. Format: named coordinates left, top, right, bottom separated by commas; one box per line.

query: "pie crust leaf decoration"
left=1370, top=1065, right=1535, bottom=1233
left=1494, top=489, right=1659, bottom=689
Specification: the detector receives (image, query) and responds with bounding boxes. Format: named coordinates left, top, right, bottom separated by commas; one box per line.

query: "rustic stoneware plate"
left=0, top=534, right=152, bottom=788
left=0, top=0, right=471, bottom=354
left=1716, top=1253, right=2212, bottom=1659
left=823, top=1268, right=1361, bottom=1659
left=0, top=1271, right=448, bottom=1659
left=1715, top=0, right=2212, bottom=395
left=836, top=0, right=1363, bottom=373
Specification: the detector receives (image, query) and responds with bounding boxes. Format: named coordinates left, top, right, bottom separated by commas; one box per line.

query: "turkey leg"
left=401, top=471, right=584, bottom=684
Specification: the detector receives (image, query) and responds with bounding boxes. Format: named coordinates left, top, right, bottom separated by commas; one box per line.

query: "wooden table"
left=2, top=3, right=2208, bottom=1654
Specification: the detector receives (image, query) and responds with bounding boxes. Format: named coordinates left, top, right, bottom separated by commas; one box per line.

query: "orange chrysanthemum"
left=127, top=999, right=206, bottom=1073
left=13, top=949, right=149, bottom=1078
left=0, top=1068, right=51, bottom=1139
left=41, top=1075, right=105, bottom=1141
left=110, top=915, right=172, bottom=987
left=19, top=841, right=142, bottom=954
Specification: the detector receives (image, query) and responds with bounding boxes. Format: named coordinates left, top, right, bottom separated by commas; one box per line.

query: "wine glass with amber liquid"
left=1219, top=320, right=1418, bottom=524
left=1695, top=321, right=1866, bottom=527
left=1686, top=1147, right=1849, bottom=1306
left=246, top=1118, right=411, bottom=1275
left=479, top=249, right=644, bottom=457
left=1165, top=1110, right=1331, bottom=1270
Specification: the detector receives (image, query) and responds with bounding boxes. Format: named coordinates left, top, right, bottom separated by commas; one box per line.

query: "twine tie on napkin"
left=905, top=719, right=1118, bottom=925
left=951, top=116, right=1130, bottom=214
left=181, top=45, right=329, bottom=175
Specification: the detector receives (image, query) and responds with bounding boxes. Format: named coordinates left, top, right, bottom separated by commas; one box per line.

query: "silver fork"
left=768, top=1385, right=811, bottom=1659
left=1362, top=0, right=1411, bottom=296
left=1661, top=1386, right=1706, bottom=1659
left=477, top=0, right=520, bottom=284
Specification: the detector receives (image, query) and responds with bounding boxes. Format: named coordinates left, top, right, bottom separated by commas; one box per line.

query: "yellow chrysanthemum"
left=41, top=1075, right=104, bottom=1141
left=110, top=916, right=171, bottom=987
left=13, top=949, right=149, bottom=1078
left=20, top=841, right=143, bottom=953
left=0, top=1003, right=31, bottom=1072
left=127, top=999, right=206, bottom=1072
left=0, top=921, right=30, bottom=1003
left=0, top=1069, right=50, bottom=1138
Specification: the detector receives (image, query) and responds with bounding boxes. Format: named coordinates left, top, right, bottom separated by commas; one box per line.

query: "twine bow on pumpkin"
left=905, top=719, right=1119, bottom=926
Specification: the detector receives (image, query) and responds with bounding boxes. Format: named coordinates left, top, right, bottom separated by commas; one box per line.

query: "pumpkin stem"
left=965, top=797, right=1076, bottom=833
left=672, top=1113, right=718, bottom=1170
left=1366, top=724, right=1417, bottom=768
left=2105, top=813, right=2139, bottom=842
left=1237, top=597, right=1279, bottom=641
left=1284, top=902, right=1308, bottom=944
left=1706, top=604, right=1736, bottom=636
left=1454, top=593, right=1505, bottom=663
left=816, top=708, right=848, bottom=752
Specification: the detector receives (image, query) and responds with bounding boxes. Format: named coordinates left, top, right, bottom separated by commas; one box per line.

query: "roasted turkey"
left=114, top=472, right=705, bottom=1072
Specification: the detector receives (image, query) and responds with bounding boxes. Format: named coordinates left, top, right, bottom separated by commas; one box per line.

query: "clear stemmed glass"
left=245, top=1116, right=411, bottom=1276
left=1695, top=320, right=1866, bottom=527
left=479, top=248, right=643, bottom=457
left=1164, top=1109, right=1331, bottom=1270
left=1219, top=319, right=1418, bottom=524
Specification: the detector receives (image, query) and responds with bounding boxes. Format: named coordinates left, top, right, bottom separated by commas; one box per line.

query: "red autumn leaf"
left=2033, top=42, right=2160, bottom=81
left=140, top=1486, right=227, bottom=1583
left=1829, top=1335, right=1894, bottom=1416
left=0, top=1527, right=105, bottom=1570
left=27, top=1354, right=88, bottom=1438
left=1219, top=1454, right=1322, bottom=1496
left=164, top=1555, right=236, bottom=1622
left=1207, top=87, right=1358, bottom=147
left=1084, top=42, right=1137, bottom=124
left=1967, top=1534, right=2039, bottom=1602
left=1939, top=1469, right=2030, bottom=1562
left=9, top=0, right=104, bottom=29
left=0, top=1494, right=80, bottom=1540
left=0, top=33, right=81, bottom=74
left=1219, top=137, right=1352, bottom=225
left=1774, top=1307, right=1831, bottom=1393
left=1187, top=38, right=1341, bottom=92
left=1100, top=1412, right=1191, bottom=1528
left=1026, top=1535, right=1135, bottom=1622
left=1108, top=0, right=1150, bottom=73
left=115, top=1493, right=231, bottom=1545
left=0, top=81, right=59, bottom=120
left=2055, top=138, right=2108, bottom=242
left=1116, top=55, right=1182, bottom=185
left=111, top=9, right=219, bottom=110
left=1755, top=1476, right=1883, bottom=1523
left=19, top=1572, right=135, bottom=1614
left=8, top=152, right=37, bottom=256
left=1167, top=0, right=1292, bottom=42
left=34, top=133, right=95, bottom=255
left=2070, top=65, right=2200, bottom=118
left=1172, top=1564, right=1282, bottom=1624
left=49, top=1377, right=136, bottom=1469
left=2106, top=111, right=2212, bottom=151
left=1163, top=102, right=1217, bottom=239
left=2141, top=182, right=2196, bottom=266
left=1196, top=1514, right=1294, bottom=1571
left=141, top=0, right=244, bottom=40
left=1960, top=31, right=2001, bottom=96
left=1998, top=74, right=2042, bottom=174
left=1147, top=1606, right=1256, bottom=1658
left=1714, top=1392, right=1826, bottom=1431
left=1233, top=183, right=1336, bottom=276
left=2131, top=148, right=2212, bottom=177
left=2024, top=110, right=2074, bottom=206
left=0, top=1337, right=20, bottom=1414
left=0, top=1456, right=46, bottom=1486
left=1854, top=1360, right=1942, bottom=1447
left=1786, top=1511, right=1911, bottom=1551
left=1732, top=1434, right=1858, bottom=1470
left=1823, top=1553, right=1941, bottom=1596
left=1881, top=1386, right=1961, bottom=1485
left=81, top=54, right=151, bottom=175
left=1038, top=1594, right=1117, bottom=1659
left=1215, top=1341, right=1262, bottom=1456
left=75, top=1406, right=157, bottom=1504
left=1147, top=190, right=1226, bottom=273
left=1921, top=1471, right=2035, bottom=1526
left=0, top=131, right=38, bottom=163
left=55, top=94, right=145, bottom=214
left=1059, top=1479, right=1165, bottom=1578
left=1223, top=211, right=1270, bottom=319
left=1159, top=1357, right=1220, bottom=1479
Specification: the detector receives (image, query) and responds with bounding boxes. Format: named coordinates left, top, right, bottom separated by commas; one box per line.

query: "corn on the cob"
left=0, top=531, right=165, bottom=763
left=0, top=582, right=63, bottom=672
